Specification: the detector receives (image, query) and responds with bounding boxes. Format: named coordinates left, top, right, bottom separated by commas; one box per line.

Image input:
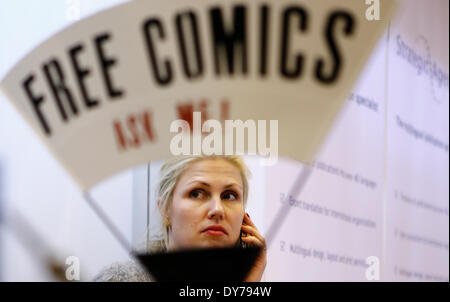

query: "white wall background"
left=0, top=0, right=448, bottom=281
left=0, top=0, right=135, bottom=282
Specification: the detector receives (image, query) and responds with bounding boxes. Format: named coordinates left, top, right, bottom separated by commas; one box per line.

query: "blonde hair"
left=152, top=155, right=251, bottom=252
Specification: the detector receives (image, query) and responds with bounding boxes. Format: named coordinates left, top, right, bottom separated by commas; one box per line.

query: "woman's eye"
left=189, top=189, right=205, bottom=199
left=222, top=191, right=238, bottom=201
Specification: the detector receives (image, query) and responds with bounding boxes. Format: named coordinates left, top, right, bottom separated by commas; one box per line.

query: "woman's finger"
left=243, top=213, right=256, bottom=227
left=241, top=227, right=266, bottom=249
left=242, top=215, right=266, bottom=245
left=241, top=236, right=267, bottom=254
left=241, top=225, right=265, bottom=243
left=241, top=235, right=264, bottom=247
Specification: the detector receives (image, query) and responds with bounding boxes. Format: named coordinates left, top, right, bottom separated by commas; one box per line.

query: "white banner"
left=0, top=0, right=394, bottom=190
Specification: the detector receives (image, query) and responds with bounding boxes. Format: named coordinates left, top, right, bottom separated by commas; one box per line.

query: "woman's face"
left=167, top=158, right=245, bottom=250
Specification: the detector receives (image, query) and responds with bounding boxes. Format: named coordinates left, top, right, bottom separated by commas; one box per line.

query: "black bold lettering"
left=315, top=11, right=355, bottom=84
left=259, top=5, right=270, bottom=76
left=280, top=6, right=308, bottom=79
left=69, top=43, right=99, bottom=107
left=210, top=6, right=247, bottom=75
left=22, top=74, right=51, bottom=135
left=94, top=33, right=124, bottom=98
left=175, top=11, right=203, bottom=79
left=142, top=18, right=173, bottom=85
left=42, top=59, right=78, bottom=122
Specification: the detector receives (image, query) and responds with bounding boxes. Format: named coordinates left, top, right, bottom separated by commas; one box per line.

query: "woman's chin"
left=201, top=240, right=236, bottom=249
left=173, top=237, right=238, bottom=250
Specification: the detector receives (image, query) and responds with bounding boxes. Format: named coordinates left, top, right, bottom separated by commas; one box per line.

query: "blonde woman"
left=94, top=155, right=266, bottom=282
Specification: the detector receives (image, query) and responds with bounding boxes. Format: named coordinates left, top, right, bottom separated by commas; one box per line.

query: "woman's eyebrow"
left=186, top=180, right=210, bottom=187
left=224, top=183, right=242, bottom=190
left=186, top=180, right=242, bottom=190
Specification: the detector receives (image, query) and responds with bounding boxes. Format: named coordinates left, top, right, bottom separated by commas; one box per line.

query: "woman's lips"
left=203, top=225, right=227, bottom=236
left=204, top=229, right=226, bottom=236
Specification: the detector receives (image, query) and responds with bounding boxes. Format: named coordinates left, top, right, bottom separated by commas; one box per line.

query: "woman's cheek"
left=232, top=211, right=245, bottom=237
left=179, top=205, right=204, bottom=235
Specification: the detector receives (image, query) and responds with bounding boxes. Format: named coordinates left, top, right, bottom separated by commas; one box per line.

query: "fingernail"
left=246, top=213, right=250, bottom=218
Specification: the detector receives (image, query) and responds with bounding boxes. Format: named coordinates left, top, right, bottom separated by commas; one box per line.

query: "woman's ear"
left=158, top=199, right=172, bottom=222
left=157, top=198, right=162, bottom=211
left=157, top=199, right=163, bottom=216
left=157, top=199, right=167, bottom=220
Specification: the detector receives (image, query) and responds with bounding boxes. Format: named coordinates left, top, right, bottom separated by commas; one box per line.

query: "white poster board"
left=384, top=0, right=449, bottom=282
left=264, top=33, right=388, bottom=281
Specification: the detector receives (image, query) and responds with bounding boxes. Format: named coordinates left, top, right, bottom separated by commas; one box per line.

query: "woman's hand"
left=241, top=213, right=267, bottom=282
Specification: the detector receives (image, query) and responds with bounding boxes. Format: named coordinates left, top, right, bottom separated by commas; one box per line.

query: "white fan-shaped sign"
left=0, top=0, right=394, bottom=190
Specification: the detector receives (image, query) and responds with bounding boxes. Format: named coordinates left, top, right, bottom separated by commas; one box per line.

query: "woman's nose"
left=207, top=195, right=225, bottom=219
